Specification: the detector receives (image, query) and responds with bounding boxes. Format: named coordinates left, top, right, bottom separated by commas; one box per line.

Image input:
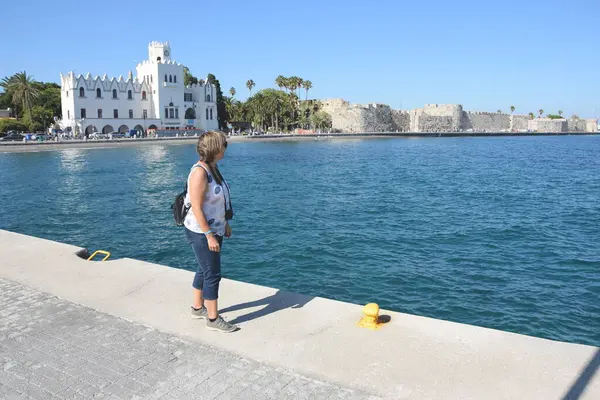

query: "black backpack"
left=171, top=183, right=190, bottom=226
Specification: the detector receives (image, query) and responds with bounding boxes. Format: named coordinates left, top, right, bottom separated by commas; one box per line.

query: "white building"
left=59, top=41, right=219, bottom=136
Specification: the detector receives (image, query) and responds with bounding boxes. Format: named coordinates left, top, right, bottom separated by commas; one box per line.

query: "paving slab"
left=0, top=277, right=376, bottom=399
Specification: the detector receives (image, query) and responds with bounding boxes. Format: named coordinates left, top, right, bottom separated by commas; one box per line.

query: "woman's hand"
left=207, top=234, right=220, bottom=252
left=225, top=223, right=232, bottom=238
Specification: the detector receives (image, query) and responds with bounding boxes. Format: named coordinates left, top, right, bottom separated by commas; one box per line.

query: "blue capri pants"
left=185, top=228, right=223, bottom=300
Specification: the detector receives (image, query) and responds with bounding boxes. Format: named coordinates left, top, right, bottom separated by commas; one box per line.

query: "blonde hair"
left=196, top=131, right=227, bottom=163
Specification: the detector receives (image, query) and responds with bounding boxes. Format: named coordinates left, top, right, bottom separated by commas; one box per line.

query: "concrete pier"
left=0, top=229, right=598, bottom=399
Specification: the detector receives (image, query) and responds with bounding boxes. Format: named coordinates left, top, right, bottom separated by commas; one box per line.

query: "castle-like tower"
left=58, top=41, right=218, bottom=136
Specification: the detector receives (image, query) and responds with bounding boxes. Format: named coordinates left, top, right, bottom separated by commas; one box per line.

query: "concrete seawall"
left=1, top=229, right=598, bottom=399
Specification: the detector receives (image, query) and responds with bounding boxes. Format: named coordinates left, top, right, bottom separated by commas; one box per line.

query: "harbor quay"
left=0, top=229, right=599, bottom=399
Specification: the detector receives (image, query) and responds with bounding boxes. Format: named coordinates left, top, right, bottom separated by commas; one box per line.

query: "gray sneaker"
left=206, top=316, right=238, bottom=333
left=191, top=306, right=208, bottom=319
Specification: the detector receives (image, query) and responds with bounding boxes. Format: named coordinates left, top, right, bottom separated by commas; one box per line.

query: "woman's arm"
left=189, top=165, right=220, bottom=251
left=188, top=167, right=210, bottom=232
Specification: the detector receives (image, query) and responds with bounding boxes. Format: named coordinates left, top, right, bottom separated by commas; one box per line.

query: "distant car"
left=0, top=133, right=25, bottom=142
left=111, top=132, right=126, bottom=138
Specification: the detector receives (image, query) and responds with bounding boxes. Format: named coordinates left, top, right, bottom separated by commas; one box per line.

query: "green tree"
left=538, top=109, right=543, bottom=118
left=303, top=80, right=313, bottom=101
left=497, top=109, right=502, bottom=114
left=246, top=79, right=255, bottom=97
left=25, top=105, right=54, bottom=131
left=229, top=87, right=236, bottom=98
left=528, top=112, right=535, bottom=120
left=311, top=110, right=332, bottom=131
left=510, top=105, right=515, bottom=114
left=275, top=75, right=286, bottom=92
left=2, top=71, right=40, bottom=119
left=207, top=73, right=227, bottom=129
left=183, top=67, right=198, bottom=86
left=558, top=110, right=563, bottom=117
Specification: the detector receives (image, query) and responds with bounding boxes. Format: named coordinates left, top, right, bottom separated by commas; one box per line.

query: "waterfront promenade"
left=1, top=229, right=599, bottom=399
left=0, top=131, right=598, bottom=153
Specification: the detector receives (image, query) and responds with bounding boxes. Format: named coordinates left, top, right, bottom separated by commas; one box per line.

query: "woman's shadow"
left=221, top=289, right=313, bottom=325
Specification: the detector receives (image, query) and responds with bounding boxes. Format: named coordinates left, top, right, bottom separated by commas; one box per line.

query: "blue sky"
left=1, top=0, right=598, bottom=117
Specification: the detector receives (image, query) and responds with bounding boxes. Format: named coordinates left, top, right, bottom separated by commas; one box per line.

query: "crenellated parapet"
left=59, top=71, right=150, bottom=93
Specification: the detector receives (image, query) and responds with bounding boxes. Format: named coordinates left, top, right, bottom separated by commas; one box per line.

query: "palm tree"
left=538, top=109, right=544, bottom=118
left=528, top=112, right=535, bottom=120
left=2, top=71, right=40, bottom=119
left=229, top=87, right=236, bottom=98
left=558, top=110, right=563, bottom=117
left=246, top=80, right=255, bottom=97
left=497, top=109, right=502, bottom=114
left=275, top=75, right=286, bottom=92
left=303, top=80, right=313, bottom=101
left=510, top=105, right=515, bottom=114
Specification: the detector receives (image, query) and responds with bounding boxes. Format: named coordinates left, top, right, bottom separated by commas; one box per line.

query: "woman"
left=184, top=131, right=237, bottom=333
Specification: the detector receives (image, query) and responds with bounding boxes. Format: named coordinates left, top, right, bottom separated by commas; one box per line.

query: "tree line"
left=0, top=71, right=61, bottom=132
left=184, top=69, right=331, bottom=132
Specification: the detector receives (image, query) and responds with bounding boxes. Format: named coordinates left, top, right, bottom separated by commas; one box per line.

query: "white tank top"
left=183, top=163, right=229, bottom=236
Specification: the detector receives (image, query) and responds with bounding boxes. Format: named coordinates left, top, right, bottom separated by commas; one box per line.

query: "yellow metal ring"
left=87, top=250, right=111, bottom=262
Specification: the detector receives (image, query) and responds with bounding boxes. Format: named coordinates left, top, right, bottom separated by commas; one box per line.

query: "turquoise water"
left=1, top=136, right=599, bottom=346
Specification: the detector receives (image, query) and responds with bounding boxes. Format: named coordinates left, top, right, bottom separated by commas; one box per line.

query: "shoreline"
left=0, top=131, right=598, bottom=153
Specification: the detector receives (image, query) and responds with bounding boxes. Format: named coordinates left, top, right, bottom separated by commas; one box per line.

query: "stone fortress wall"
left=320, top=99, right=598, bottom=133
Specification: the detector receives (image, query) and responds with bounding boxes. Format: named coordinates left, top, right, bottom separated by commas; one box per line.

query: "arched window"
left=128, top=90, right=132, bottom=99
left=174, top=75, right=177, bottom=83
left=142, top=91, right=147, bottom=100
left=112, top=89, right=117, bottom=99
left=206, top=94, right=211, bottom=102
left=169, top=75, right=172, bottom=83
left=206, top=109, right=209, bottom=119
left=96, top=88, right=101, bottom=98
left=210, top=109, right=213, bottom=120
left=164, top=74, right=167, bottom=82
left=169, top=102, right=173, bottom=106
left=157, top=56, right=162, bottom=62
left=79, top=87, right=85, bottom=97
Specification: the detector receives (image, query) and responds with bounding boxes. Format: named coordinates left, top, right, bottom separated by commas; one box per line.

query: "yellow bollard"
left=357, top=303, right=382, bottom=330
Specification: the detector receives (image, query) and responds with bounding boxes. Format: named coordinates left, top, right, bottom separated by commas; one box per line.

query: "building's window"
left=142, top=91, right=147, bottom=100
left=113, top=109, right=118, bottom=118
left=169, top=108, right=174, bottom=119
left=206, top=94, right=211, bottom=102
left=66, top=91, right=69, bottom=97
left=169, top=75, right=172, bottom=83
left=210, top=109, right=213, bottom=120
left=98, top=109, right=103, bottom=118
left=143, top=109, right=147, bottom=119
left=96, top=88, right=102, bottom=98
left=129, top=109, right=133, bottom=119
left=112, top=89, right=117, bottom=99
left=157, top=56, right=161, bottom=62
left=128, top=90, right=132, bottom=99
left=175, top=108, right=179, bottom=119
left=165, top=108, right=169, bottom=119
left=174, top=75, right=177, bottom=83
left=164, top=74, right=167, bottom=82
left=67, top=110, right=70, bottom=119
left=79, top=87, right=85, bottom=97
left=169, top=102, right=174, bottom=106
left=184, top=93, right=192, bottom=102
left=151, top=75, right=153, bottom=83
left=81, top=108, right=86, bottom=118
left=206, top=109, right=209, bottom=119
